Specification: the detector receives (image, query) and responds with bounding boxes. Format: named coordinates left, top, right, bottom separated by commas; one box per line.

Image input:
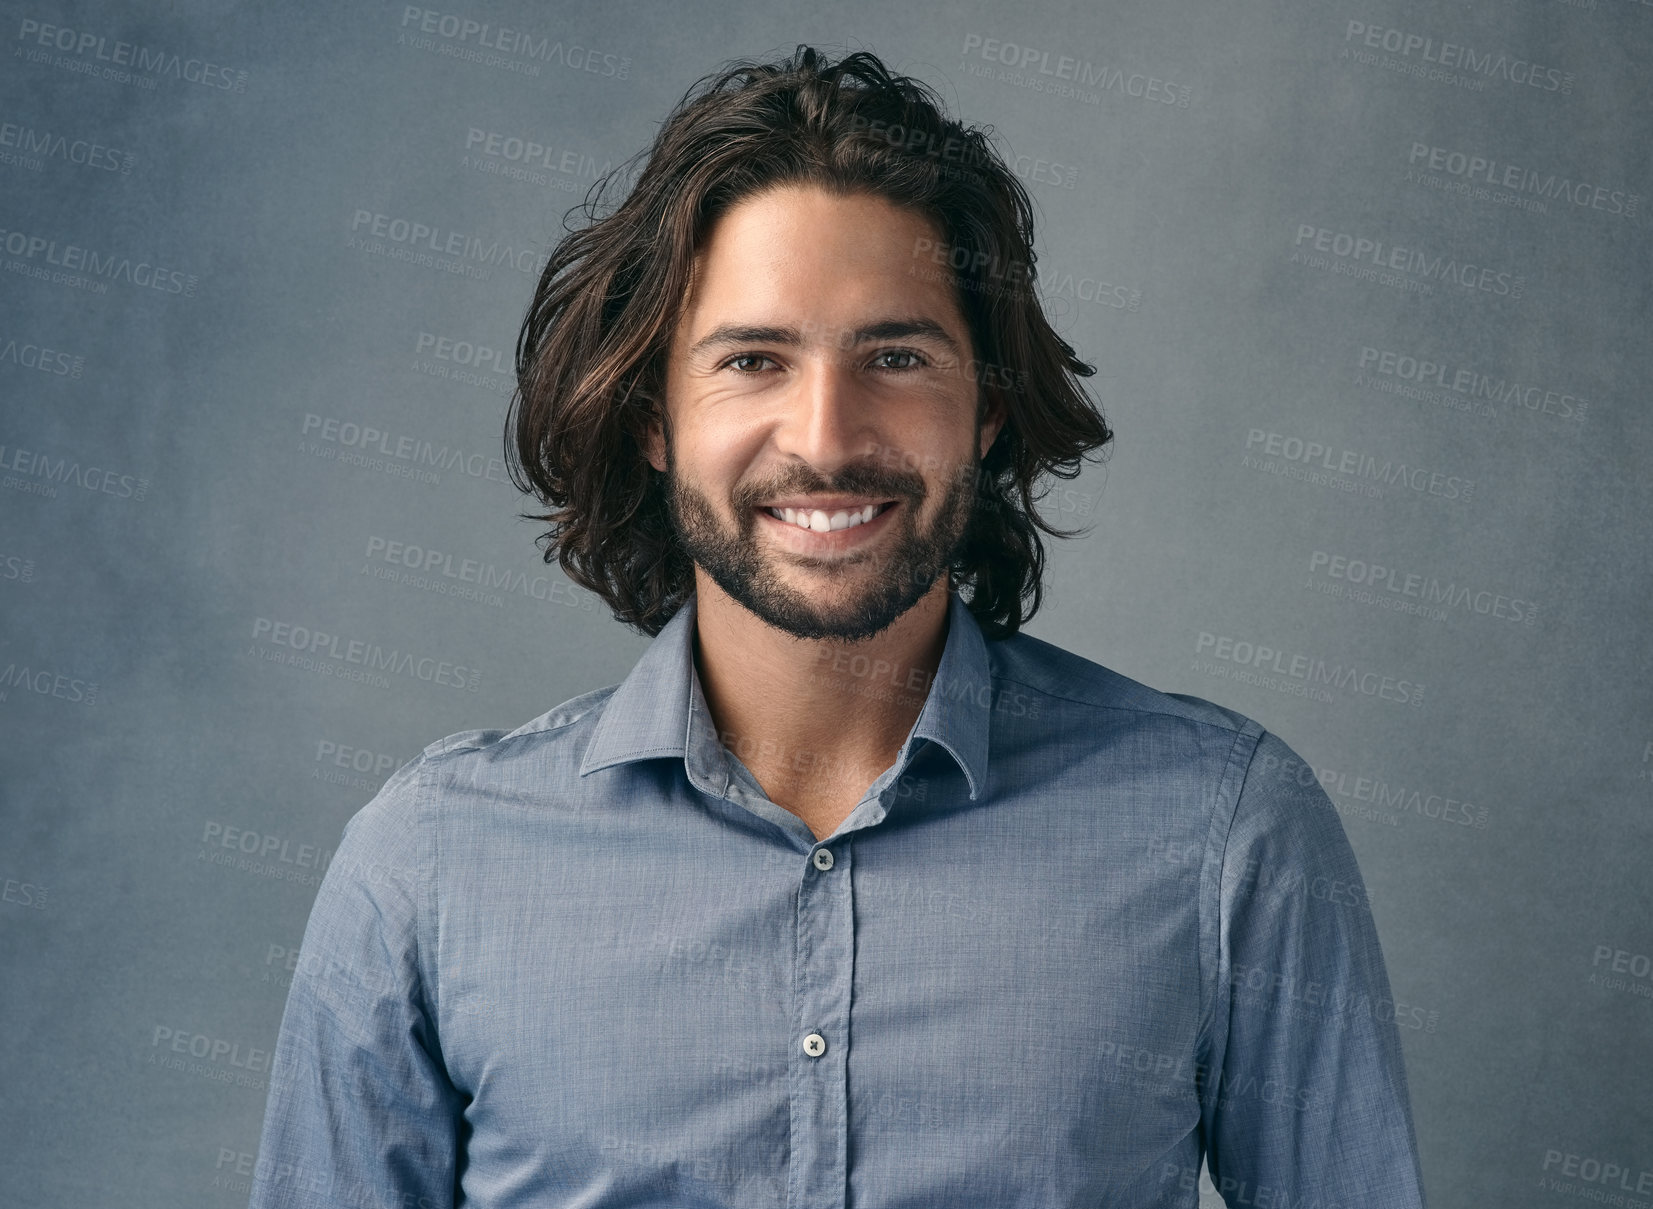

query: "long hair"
left=505, top=44, right=1112, bottom=638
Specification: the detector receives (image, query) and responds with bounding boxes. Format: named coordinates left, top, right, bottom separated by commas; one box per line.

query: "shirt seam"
left=1196, top=720, right=1265, bottom=1062
left=989, top=674, right=1251, bottom=735
left=417, top=755, right=441, bottom=1037
left=590, top=744, right=684, bottom=761
left=423, top=696, right=613, bottom=762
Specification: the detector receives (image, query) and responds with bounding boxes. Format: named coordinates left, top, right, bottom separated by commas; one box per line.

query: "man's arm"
left=247, top=755, right=464, bottom=1209
left=1200, top=729, right=1428, bottom=1207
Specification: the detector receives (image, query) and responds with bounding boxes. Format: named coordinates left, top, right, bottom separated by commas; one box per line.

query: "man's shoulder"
left=992, top=632, right=1345, bottom=857
left=419, top=682, right=621, bottom=763
left=357, top=683, right=623, bottom=816
left=993, top=628, right=1261, bottom=739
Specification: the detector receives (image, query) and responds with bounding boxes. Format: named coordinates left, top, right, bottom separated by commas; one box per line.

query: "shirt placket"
left=788, top=834, right=854, bottom=1209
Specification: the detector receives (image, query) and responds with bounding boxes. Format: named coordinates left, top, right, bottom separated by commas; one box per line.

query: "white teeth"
left=767, top=503, right=884, bottom=531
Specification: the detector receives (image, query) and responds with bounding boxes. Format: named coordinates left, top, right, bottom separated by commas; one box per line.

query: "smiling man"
left=248, top=46, right=1429, bottom=1209
left=648, top=184, right=1003, bottom=840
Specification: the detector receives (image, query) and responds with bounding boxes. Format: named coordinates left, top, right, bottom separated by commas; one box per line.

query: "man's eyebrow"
left=686, top=317, right=962, bottom=359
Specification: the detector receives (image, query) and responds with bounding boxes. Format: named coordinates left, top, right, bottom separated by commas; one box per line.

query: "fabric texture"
left=247, top=588, right=1429, bottom=1208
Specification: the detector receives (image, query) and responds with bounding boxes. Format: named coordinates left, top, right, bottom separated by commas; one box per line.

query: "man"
left=248, top=46, right=1428, bottom=1208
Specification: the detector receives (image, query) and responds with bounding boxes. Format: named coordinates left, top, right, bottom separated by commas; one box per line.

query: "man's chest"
left=429, top=801, right=1211, bottom=1207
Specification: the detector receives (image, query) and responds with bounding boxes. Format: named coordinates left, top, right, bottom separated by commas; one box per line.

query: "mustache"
left=732, top=463, right=928, bottom=510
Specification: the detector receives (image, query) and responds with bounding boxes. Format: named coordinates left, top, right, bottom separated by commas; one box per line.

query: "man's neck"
left=691, top=572, right=952, bottom=839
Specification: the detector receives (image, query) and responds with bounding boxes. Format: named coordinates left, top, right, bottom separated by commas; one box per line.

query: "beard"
left=661, top=436, right=981, bottom=643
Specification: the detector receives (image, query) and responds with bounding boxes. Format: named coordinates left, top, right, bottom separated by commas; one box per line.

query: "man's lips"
left=755, top=499, right=901, bottom=540
left=757, top=496, right=900, bottom=511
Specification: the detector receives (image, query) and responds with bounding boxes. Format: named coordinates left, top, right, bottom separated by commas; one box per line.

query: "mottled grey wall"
left=1, top=2, right=1649, bottom=1207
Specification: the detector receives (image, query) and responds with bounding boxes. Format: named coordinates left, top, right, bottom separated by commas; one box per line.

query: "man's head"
left=507, top=45, right=1111, bottom=638
left=650, top=184, right=995, bottom=642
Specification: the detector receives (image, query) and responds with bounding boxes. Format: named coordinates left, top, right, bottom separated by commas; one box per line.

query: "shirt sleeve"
left=247, top=754, right=464, bottom=1209
left=1199, top=728, right=1428, bottom=1208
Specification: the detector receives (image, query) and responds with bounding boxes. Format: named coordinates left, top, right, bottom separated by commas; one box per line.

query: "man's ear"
left=979, top=391, right=1008, bottom=459
left=641, top=407, right=668, bottom=474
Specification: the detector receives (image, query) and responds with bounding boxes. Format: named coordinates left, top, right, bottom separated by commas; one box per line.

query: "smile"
left=754, top=500, right=900, bottom=550
left=762, top=501, right=897, bottom=532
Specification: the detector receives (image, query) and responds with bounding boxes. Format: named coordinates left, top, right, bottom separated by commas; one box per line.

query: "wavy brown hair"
left=505, top=44, right=1112, bottom=639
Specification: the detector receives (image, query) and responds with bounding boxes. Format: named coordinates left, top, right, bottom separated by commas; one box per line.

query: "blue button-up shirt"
left=248, top=588, right=1428, bottom=1208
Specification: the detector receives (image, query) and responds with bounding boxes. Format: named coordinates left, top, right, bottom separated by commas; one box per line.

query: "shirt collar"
left=579, top=588, right=991, bottom=803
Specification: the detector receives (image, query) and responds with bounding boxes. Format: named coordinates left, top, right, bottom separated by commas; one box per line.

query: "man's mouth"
left=758, top=500, right=898, bottom=533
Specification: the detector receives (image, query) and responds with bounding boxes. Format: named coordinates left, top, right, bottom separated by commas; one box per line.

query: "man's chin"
left=723, top=573, right=929, bottom=643
left=750, top=612, right=906, bottom=644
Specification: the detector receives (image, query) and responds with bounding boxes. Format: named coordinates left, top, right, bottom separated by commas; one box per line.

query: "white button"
left=803, top=1032, right=827, bottom=1058
left=812, top=848, right=834, bottom=871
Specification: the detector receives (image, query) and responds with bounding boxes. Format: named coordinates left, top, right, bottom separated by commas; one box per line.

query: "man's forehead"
left=672, top=261, right=969, bottom=349
left=683, top=191, right=949, bottom=281
left=668, top=186, right=967, bottom=350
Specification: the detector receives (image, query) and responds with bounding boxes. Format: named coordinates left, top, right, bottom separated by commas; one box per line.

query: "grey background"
left=2, top=1, right=1649, bottom=1205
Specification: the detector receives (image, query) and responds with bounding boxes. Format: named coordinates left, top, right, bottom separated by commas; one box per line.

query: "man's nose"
left=772, top=358, right=880, bottom=474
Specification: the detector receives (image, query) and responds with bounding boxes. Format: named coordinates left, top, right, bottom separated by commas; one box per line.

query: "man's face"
left=649, top=184, right=1005, bottom=642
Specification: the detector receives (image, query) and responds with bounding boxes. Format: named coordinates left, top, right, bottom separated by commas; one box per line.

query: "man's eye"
left=872, top=349, right=924, bottom=370
left=726, top=353, right=775, bottom=373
